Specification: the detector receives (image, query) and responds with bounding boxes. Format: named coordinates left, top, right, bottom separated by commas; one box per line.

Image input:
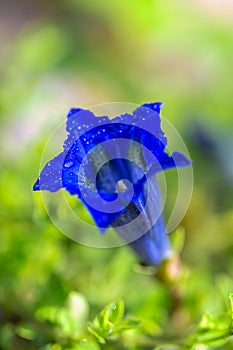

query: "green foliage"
left=1, top=1, right=233, bottom=349
left=87, top=300, right=140, bottom=343
left=188, top=306, right=233, bottom=348
left=36, top=292, right=89, bottom=339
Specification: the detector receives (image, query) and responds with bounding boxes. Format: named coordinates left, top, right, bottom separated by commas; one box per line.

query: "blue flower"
left=33, top=102, right=191, bottom=265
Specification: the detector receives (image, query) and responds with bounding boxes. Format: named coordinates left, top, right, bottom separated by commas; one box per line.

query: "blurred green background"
left=0, top=1, right=233, bottom=349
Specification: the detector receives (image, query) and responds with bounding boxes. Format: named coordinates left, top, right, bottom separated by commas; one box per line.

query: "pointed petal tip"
left=172, top=151, right=192, bottom=167
left=33, top=179, right=40, bottom=191
left=142, top=102, right=164, bottom=114
left=67, top=108, right=83, bottom=119
left=98, top=226, right=108, bottom=234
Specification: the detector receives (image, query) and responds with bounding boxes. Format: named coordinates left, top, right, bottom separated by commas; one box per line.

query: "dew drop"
left=64, top=161, right=73, bottom=168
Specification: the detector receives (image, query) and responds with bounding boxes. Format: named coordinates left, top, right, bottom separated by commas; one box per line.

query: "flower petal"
left=33, top=152, right=66, bottom=192
left=170, top=151, right=192, bottom=168
left=129, top=216, right=171, bottom=265
left=132, top=103, right=167, bottom=148
left=64, top=108, right=110, bottom=152
left=142, top=102, right=164, bottom=114
left=146, top=151, right=192, bottom=176
left=79, top=190, right=124, bottom=233
left=112, top=176, right=171, bottom=265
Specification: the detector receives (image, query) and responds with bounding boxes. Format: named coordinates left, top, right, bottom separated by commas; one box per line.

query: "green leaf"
left=66, top=292, right=89, bottom=332
left=191, top=345, right=209, bottom=350
left=87, top=300, right=140, bottom=343
left=0, top=324, right=14, bottom=348
left=189, top=305, right=233, bottom=348
left=197, top=313, right=215, bottom=331
left=36, top=292, right=89, bottom=339
left=229, top=293, right=233, bottom=323
left=170, top=227, right=186, bottom=254
left=87, top=326, right=106, bottom=344
left=76, top=339, right=101, bottom=350
left=96, top=300, right=124, bottom=328
left=15, top=324, right=36, bottom=340
left=36, top=306, right=58, bottom=323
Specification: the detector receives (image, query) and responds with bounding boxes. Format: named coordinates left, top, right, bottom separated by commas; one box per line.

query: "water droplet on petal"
left=64, top=161, right=73, bottom=168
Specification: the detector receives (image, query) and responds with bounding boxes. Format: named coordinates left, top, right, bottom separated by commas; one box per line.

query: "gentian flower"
left=33, top=103, right=191, bottom=266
